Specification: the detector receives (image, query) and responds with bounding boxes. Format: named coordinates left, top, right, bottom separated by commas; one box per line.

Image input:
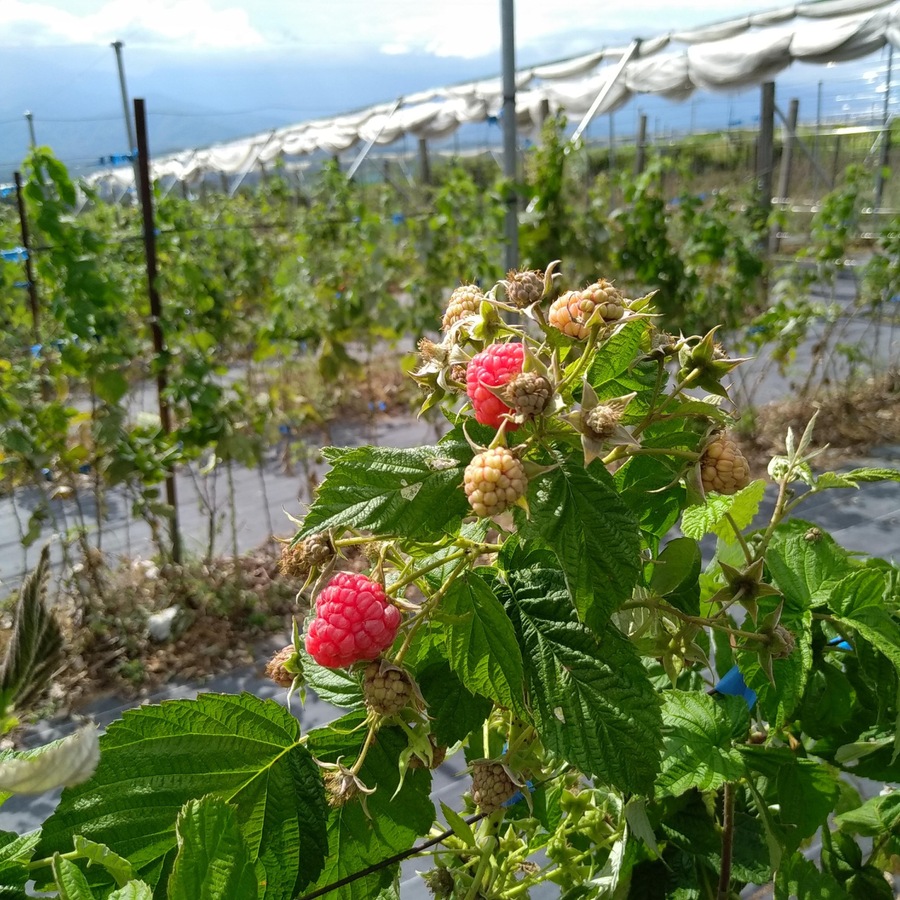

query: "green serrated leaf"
left=109, top=881, right=153, bottom=900
left=36, top=694, right=328, bottom=900
left=766, top=519, right=848, bottom=606
left=0, top=829, right=40, bottom=894
left=835, top=790, right=900, bottom=837
left=650, top=537, right=701, bottom=615
left=587, top=319, right=648, bottom=390
left=305, top=713, right=435, bottom=900
left=168, top=796, right=259, bottom=900
left=680, top=479, right=765, bottom=542
left=441, top=572, right=525, bottom=715
left=439, top=802, right=475, bottom=847
left=775, top=852, right=845, bottom=899
left=73, top=835, right=132, bottom=887
left=298, top=651, right=364, bottom=710
left=52, top=854, right=97, bottom=900
left=657, top=691, right=748, bottom=797
left=416, top=661, right=492, bottom=747
left=298, top=436, right=471, bottom=542
left=836, top=466, right=900, bottom=485
left=523, top=455, right=641, bottom=632
left=498, top=565, right=662, bottom=795
left=0, top=545, right=64, bottom=716
left=776, top=759, right=840, bottom=843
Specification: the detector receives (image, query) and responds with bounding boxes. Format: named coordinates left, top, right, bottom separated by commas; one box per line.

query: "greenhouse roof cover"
left=89, top=0, right=900, bottom=189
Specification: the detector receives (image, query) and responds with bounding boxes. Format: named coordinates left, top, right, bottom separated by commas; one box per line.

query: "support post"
left=570, top=39, right=641, bottom=147
left=111, top=41, right=140, bottom=188
left=501, top=0, right=519, bottom=272
left=772, top=98, right=799, bottom=253
left=875, top=43, right=893, bottom=210
left=134, top=97, right=181, bottom=565
left=757, top=82, right=775, bottom=253
left=417, top=138, right=431, bottom=185
left=13, top=172, right=40, bottom=346
left=24, top=112, right=36, bottom=149
left=635, top=113, right=648, bottom=175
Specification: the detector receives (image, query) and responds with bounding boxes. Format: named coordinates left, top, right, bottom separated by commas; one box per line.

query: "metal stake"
left=134, top=97, right=182, bottom=564
left=13, top=172, right=40, bottom=346
left=501, top=0, right=518, bottom=272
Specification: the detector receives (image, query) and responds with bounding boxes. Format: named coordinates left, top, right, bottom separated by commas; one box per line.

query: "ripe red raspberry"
left=700, top=434, right=751, bottom=496
left=466, top=342, right=524, bottom=429
left=464, top=447, right=527, bottom=518
left=471, top=760, right=517, bottom=814
left=442, top=285, right=484, bottom=331
left=305, top=573, right=401, bottom=668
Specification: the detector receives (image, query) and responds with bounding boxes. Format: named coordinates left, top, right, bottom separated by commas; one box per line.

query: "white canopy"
left=87, top=0, right=900, bottom=191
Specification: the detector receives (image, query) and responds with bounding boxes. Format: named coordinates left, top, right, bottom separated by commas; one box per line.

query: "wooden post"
left=757, top=82, right=776, bottom=253
left=772, top=98, right=799, bottom=253
left=417, top=138, right=431, bottom=185
left=635, top=114, right=648, bottom=176
left=13, top=172, right=40, bottom=346
left=134, top=97, right=181, bottom=565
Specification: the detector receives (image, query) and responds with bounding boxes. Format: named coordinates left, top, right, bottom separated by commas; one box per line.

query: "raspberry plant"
left=2, top=262, right=900, bottom=899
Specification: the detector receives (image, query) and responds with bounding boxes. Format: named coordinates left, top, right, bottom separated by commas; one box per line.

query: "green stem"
left=724, top=512, right=754, bottom=564
left=393, top=557, right=469, bottom=664
left=27, top=850, right=79, bottom=872
left=349, top=724, right=378, bottom=776
left=757, top=477, right=791, bottom=556
left=627, top=447, right=700, bottom=461
left=465, top=817, right=501, bottom=900
left=670, top=366, right=703, bottom=396
left=717, top=782, right=735, bottom=900
left=621, top=599, right=768, bottom=644
left=631, top=359, right=668, bottom=439
left=388, top=548, right=467, bottom=594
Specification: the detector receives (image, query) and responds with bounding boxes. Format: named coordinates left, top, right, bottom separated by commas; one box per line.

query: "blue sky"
left=0, top=1, right=892, bottom=179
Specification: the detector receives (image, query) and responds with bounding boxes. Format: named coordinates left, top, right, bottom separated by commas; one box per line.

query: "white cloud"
left=2, top=0, right=265, bottom=49
left=289, top=0, right=764, bottom=60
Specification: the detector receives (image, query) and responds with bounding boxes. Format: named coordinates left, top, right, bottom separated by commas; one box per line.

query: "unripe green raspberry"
left=700, top=434, right=751, bottom=495
left=362, top=659, right=414, bottom=716
left=548, top=280, right=625, bottom=339
left=505, top=268, right=544, bottom=308
left=463, top=447, right=527, bottom=518
left=471, top=760, right=517, bottom=814
left=442, top=284, right=484, bottom=331
left=503, top=371, right=552, bottom=418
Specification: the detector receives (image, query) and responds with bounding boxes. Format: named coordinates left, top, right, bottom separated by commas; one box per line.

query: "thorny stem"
left=724, top=512, right=754, bottom=564
left=555, top=326, right=602, bottom=394
left=758, top=476, right=791, bottom=557
left=717, top=782, right=736, bottom=900
left=393, top=557, right=470, bottom=665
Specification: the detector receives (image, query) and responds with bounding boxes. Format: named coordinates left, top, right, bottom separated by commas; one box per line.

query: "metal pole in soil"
left=134, top=97, right=182, bottom=565
left=23, top=112, right=36, bottom=149
left=111, top=41, right=141, bottom=191
left=875, top=44, right=894, bottom=210
left=757, top=82, right=776, bottom=254
left=500, top=0, right=518, bottom=272
left=13, top=172, right=40, bottom=346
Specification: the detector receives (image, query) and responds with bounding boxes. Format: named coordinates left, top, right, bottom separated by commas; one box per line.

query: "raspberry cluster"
left=466, top=342, right=524, bottom=429
left=305, top=573, right=401, bottom=668
left=442, top=285, right=485, bottom=331
left=471, top=761, right=517, bottom=814
left=464, top=447, right=527, bottom=518
left=700, top=434, right=751, bottom=495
